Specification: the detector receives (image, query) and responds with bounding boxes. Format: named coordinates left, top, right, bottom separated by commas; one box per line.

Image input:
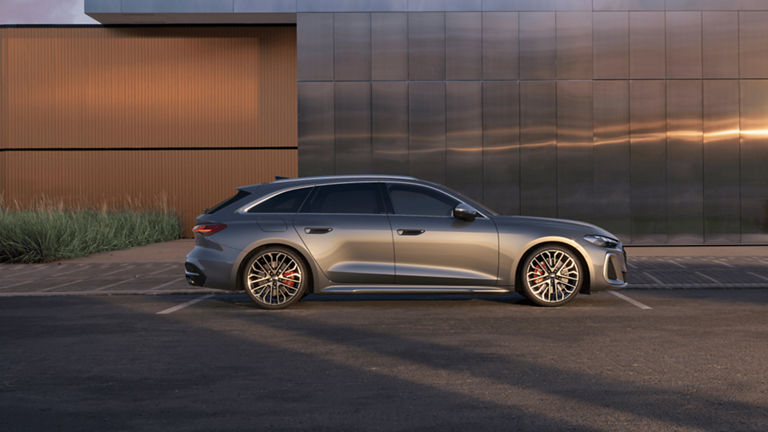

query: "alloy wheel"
left=246, top=250, right=304, bottom=307
left=524, top=248, right=581, bottom=305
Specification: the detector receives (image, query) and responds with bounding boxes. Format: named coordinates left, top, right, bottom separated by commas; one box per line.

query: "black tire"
left=242, top=246, right=308, bottom=310
left=520, top=245, right=584, bottom=307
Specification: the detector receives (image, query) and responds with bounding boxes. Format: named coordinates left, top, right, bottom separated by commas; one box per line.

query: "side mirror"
left=453, top=203, right=478, bottom=222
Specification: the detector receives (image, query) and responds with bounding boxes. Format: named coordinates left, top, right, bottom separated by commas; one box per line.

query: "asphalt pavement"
left=1, top=289, right=766, bottom=431
left=1, top=240, right=767, bottom=430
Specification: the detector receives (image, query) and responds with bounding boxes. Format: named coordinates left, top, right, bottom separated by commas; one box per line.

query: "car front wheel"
left=521, top=245, right=584, bottom=307
left=243, top=247, right=307, bottom=309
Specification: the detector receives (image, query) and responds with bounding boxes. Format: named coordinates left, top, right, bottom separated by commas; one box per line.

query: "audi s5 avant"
left=185, top=175, right=627, bottom=309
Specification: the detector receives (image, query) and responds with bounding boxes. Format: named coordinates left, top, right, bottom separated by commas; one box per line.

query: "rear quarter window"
left=205, top=190, right=251, bottom=214
left=248, top=187, right=313, bottom=213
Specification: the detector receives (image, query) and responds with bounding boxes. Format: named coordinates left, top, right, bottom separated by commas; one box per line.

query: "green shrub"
left=0, top=207, right=181, bottom=263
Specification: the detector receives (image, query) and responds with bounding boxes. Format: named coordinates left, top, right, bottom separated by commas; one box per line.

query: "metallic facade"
left=296, top=4, right=768, bottom=245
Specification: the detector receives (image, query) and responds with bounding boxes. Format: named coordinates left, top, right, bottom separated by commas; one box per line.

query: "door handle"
left=397, top=229, right=425, bottom=236
left=305, top=227, right=333, bottom=234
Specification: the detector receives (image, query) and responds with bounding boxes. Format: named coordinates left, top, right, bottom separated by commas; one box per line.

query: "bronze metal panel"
left=629, top=80, right=667, bottom=244
left=702, top=12, right=738, bottom=79
left=740, top=80, right=768, bottom=243
left=666, top=12, right=702, bottom=79
left=408, top=82, right=446, bottom=184
left=739, top=12, right=768, bottom=79
left=593, top=80, right=631, bottom=241
left=334, top=13, right=371, bottom=81
left=482, top=81, right=520, bottom=215
left=666, top=80, right=703, bottom=244
left=298, top=82, right=335, bottom=177
left=556, top=12, right=592, bottom=79
left=408, top=12, right=445, bottom=81
left=593, top=12, right=628, bottom=79
left=556, top=81, right=593, bottom=222
left=1, top=149, right=298, bottom=237
left=519, top=12, right=556, bottom=80
left=445, top=12, right=481, bottom=80
left=334, top=82, right=371, bottom=174
left=520, top=81, right=556, bottom=217
left=629, top=12, right=665, bottom=79
left=482, top=12, right=518, bottom=80
left=446, top=81, right=482, bottom=200
left=298, top=13, right=333, bottom=80
left=703, top=80, right=740, bottom=244
left=371, top=82, right=408, bottom=174
left=371, top=13, right=407, bottom=80
left=0, top=27, right=297, bottom=150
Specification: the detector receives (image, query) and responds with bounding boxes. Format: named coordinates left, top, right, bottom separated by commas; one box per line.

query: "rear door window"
left=301, top=183, right=385, bottom=214
left=248, top=187, right=312, bottom=213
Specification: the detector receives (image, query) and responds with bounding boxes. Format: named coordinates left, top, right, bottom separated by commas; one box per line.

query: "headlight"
left=584, top=234, right=620, bottom=248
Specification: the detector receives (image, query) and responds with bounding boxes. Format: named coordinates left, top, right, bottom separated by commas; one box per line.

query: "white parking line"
left=695, top=271, right=720, bottom=284
left=144, top=264, right=178, bottom=277
left=41, top=279, right=84, bottom=292
left=643, top=272, right=664, bottom=285
left=747, top=271, right=768, bottom=282
left=156, top=294, right=215, bottom=315
left=92, top=278, right=132, bottom=292
left=147, top=277, right=186, bottom=292
left=100, top=264, right=137, bottom=277
left=609, top=291, right=652, bottom=310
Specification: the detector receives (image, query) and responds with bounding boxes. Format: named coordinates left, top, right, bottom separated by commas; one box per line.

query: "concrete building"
left=1, top=0, right=767, bottom=244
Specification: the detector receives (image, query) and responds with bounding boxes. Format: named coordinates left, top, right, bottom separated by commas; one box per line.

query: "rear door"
left=293, top=182, right=394, bottom=284
left=385, top=183, right=499, bottom=286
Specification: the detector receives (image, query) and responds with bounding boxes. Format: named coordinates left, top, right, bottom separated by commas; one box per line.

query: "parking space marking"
left=0, top=265, right=49, bottom=279
left=643, top=272, right=664, bottom=285
left=147, top=277, right=187, bottom=292
left=0, top=279, right=37, bottom=291
left=747, top=271, right=768, bottom=282
left=156, top=294, right=215, bottom=315
left=695, top=271, right=720, bottom=284
left=92, top=278, right=132, bottom=292
left=100, top=264, right=137, bottom=277
left=41, top=279, right=84, bottom=292
left=609, top=291, right=652, bottom=310
left=145, top=264, right=178, bottom=277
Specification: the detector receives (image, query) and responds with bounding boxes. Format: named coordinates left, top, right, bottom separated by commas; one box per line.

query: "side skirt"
left=320, top=285, right=511, bottom=294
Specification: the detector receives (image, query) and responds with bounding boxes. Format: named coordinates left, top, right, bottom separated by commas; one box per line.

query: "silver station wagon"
left=185, top=175, right=627, bottom=309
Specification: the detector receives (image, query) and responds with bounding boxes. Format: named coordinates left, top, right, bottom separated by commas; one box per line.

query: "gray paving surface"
left=1, top=255, right=767, bottom=295
left=1, top=290, right=767, bottom=431
left=0, top=262, right=225, bottom=296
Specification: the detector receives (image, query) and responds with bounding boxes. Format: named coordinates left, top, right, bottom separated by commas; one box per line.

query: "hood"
left=494, top=215, right=619, bottom=240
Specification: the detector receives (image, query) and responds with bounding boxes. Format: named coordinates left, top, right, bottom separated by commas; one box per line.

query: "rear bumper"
left=185, top=245, right=240, bottom=291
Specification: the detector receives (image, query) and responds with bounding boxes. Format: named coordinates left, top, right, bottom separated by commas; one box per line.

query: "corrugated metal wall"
left=0, top=26, right=297, bottom=235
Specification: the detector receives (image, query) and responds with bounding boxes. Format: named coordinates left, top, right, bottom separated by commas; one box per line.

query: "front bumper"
left=601, top=249, right=628, bottom=289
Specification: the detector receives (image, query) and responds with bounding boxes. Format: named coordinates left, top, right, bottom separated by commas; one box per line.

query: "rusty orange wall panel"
left=0, top=26, right=297, bottom=149
left=1, top=150, right=298, bottom=234
left=0, top=26, right=297, bottom=236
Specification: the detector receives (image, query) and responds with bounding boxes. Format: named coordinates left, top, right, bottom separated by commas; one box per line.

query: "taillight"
left=193, top=224, right=227, bottom=236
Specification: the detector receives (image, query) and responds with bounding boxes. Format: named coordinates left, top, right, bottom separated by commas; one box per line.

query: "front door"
left=385, top=183, right=499, bottom=286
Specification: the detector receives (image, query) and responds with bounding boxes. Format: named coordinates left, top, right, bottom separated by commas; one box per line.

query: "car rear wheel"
left=243, top=247, right=307, bottom=309
left=521, top=245, right=584, bottom=307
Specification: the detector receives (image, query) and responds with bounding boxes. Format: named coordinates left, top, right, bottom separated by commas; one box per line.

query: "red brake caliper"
left=533, top=264, right=545, bottom=285
left=282, top=271, right=296, bottom=287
